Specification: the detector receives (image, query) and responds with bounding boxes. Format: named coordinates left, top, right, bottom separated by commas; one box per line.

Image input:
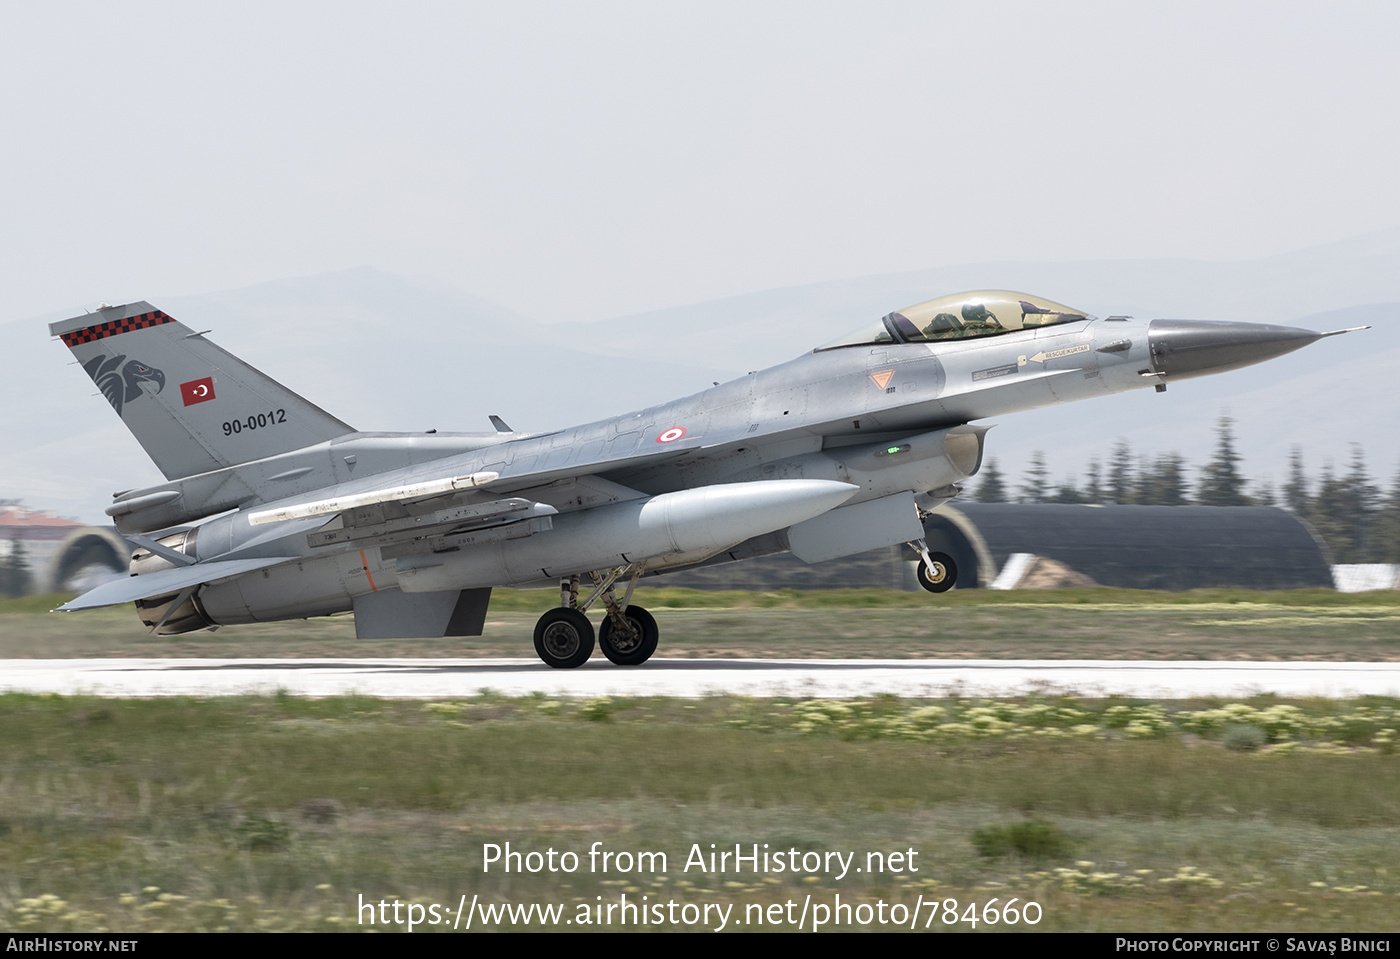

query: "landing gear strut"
left=532, top=564, right=659, bottom=668
left=909, top=538, right=958, bottom=593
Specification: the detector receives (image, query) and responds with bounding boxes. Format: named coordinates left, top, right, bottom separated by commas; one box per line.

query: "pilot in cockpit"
left=922, top=302, right=1004, bottom=339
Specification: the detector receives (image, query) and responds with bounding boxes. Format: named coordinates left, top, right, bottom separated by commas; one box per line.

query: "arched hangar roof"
left=930, top=503, right=1333, bottom=591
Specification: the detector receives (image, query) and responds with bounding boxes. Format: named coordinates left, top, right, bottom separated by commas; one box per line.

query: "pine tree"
left=974, top=458, right=1008, bottom=503
left=1019, top=451, right=1049, bottom=504
left=1344, top=445, right=1380, bottom=561
left=1051, top=477, right=1086, bottom=503
left=1311, top=461, right=1355, bottom=562
left=1301, top=448, right=1388, bottom=562
left=1, top=536, right=33, bottom=598
left=1138, top=453, right=1190, bottom=506
left=1283, top=446, right=1309, bottom=514
left=1163, top=453, right=1192, bottom=506
left=1252, top=480, right=1277, bottom=507
left=1196, top=413, right=1250, bottom=506
left=1084, top=457, right=1104, bottom=504
left=1374, top=464, right=1400, bottom=563
left=1108, top=440, right=1134, bottom=505
left=1133, top=454, right=1155, bottom=504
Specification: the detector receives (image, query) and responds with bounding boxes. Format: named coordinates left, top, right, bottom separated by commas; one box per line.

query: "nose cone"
left=1148, top=319, right=1322, bottom=381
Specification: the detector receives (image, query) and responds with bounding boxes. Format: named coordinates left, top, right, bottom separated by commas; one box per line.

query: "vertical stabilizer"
left=51, top=302, right=354, bottom=480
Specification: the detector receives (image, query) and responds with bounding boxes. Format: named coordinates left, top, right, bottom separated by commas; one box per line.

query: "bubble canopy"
left=818, top=291, right=1096, bottom=351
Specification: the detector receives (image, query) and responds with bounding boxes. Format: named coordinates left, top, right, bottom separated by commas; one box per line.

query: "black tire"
left=917, top=553, right=958, bottom=593
left=533, top=608, right=595, bottom=668
left=598, top=605, right=659, bottom=666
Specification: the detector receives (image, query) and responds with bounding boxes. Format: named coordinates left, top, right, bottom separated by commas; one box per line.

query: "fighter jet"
left=50, top=291, right=1363, bottom=667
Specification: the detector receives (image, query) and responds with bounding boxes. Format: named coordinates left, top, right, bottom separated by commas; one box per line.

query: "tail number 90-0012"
left=223, top=409, right=287, bottom=435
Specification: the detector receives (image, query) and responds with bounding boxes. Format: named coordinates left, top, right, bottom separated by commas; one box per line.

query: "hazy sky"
left=5, top=1, right=1400, bottom=324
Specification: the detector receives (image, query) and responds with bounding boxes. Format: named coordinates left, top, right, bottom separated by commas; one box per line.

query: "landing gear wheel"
left=533, top=608, right=595, bottom=668
left=917, top=553, right=958, bottom=593
left=598, top=606, right=659, bottom=666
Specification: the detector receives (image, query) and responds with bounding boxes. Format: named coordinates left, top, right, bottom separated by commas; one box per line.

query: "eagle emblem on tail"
left=82, top=354, right=166, bottom=416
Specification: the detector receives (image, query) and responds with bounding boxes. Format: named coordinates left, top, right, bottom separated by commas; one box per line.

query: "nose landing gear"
left=909, top=538, right=958, bottom=593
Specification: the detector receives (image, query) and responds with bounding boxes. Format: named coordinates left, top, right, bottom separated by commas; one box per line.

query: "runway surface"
left=3, top=658, right=1399, bottom=699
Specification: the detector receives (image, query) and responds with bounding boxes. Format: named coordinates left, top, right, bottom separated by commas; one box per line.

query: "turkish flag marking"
left=180, top=377, right=216, bottom=406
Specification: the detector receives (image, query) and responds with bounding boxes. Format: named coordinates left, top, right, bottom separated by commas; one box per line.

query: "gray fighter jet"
left=50, top=291, right=1363, bottom=667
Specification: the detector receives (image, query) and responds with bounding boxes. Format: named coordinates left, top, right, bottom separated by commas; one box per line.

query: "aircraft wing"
left=55, top=556, right=297, bottom=611
left=245, top=470, right=502, bottom=525
left=301, top=493, right=560, bottom=559
left=250, top=470, right=647, bottom=560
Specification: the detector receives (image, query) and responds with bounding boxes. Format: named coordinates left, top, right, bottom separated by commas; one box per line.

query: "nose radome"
left=1147, top=319, right=1322, bottom=381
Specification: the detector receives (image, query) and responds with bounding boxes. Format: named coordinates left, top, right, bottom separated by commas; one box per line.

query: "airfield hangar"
left=660, top=503, right=1335, bottom=592
left=921, top=503, right=1334, bottom=591
left=0, top=504, right=129, bottom=595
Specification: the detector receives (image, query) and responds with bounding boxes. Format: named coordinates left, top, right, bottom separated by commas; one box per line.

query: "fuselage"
left=48, top=288, right=1350, bottom=662
left=100, top=300, right=1329, bottom=631
left=117, top=314, right=1139, bottom=621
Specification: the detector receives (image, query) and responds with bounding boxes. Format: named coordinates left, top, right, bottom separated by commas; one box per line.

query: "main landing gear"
left=532, top=565, right=658, bottom=668
left=533, top=608, right=595, bottom=669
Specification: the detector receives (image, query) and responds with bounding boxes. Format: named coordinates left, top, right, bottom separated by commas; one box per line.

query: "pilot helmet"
left=962, top=302, right=997, bottom=326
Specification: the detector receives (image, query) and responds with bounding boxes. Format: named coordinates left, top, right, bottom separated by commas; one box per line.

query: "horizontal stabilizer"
left=55, top=556, right=296, bottom=610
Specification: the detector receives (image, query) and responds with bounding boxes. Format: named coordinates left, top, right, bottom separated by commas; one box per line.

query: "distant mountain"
left=7, top=234, right=1399, bottom=523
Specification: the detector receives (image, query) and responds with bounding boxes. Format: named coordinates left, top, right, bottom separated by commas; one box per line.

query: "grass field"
left=5, top=587, right=1400, bottom=661
left=3, top=690, right=1400, bottom=933
left=5, top=589, right=1398, bottom=933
